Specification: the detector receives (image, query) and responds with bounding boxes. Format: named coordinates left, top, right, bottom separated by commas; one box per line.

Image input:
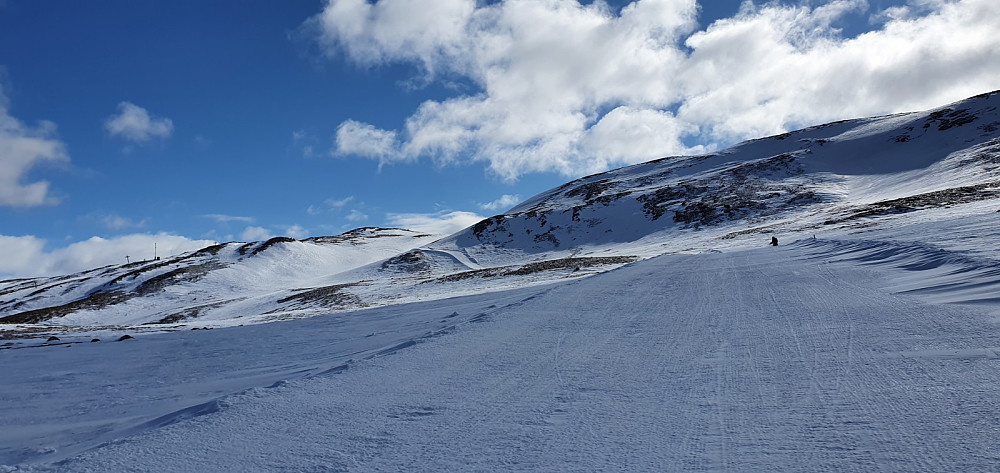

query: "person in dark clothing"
left=770, top=236, right=778, bottom=246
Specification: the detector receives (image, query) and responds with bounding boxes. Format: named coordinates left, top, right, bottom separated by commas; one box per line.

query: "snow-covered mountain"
left=5, top=91, right=1000, bottom=471
left=2, top=90, right=998, bottom=332
left=445, top=90, right=1000, bottom=255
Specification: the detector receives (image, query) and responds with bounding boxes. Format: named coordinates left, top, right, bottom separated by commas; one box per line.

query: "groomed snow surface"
left=5, top=237, right=1000, bottom=472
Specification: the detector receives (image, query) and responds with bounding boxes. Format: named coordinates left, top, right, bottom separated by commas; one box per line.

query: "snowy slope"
left=0, top=228, right=439, bottom=328
left=439, top=90, right=1000, bottom=261
left=3, top=91, right=1000, bottom=471
left=7, top=240, right=1000, bottom=470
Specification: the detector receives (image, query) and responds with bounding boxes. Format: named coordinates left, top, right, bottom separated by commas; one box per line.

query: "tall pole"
left=154, top=242, right=157, bottom=260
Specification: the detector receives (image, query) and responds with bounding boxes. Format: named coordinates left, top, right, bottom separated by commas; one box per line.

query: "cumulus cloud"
left=311, top=0, right=1000, bottom=180
left=385, top=210, right=483, bottom=236
left=0, top=87, right=69, bottom=207
left=478, top=194, right=520, bottom=212
left=334, top=119, right=402, bottom=166
left=675, top=0, right=1000, bottom=140
left=240, top=226, right=274, bottom=242
left=309, top=0, right=476, bottom=75
left=105, top=102, right=173, bottom=143
left=0, top=233, right=214, bottom=279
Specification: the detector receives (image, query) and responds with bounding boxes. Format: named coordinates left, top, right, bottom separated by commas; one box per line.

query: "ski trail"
left=53, top=245, right=1000, bottom=472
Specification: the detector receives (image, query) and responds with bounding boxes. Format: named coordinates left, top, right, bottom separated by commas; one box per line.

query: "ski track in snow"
left=20, top=244, right=1000, bottom=472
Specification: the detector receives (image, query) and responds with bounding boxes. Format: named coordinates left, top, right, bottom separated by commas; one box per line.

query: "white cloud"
left=675, top=0, right=1000, bottom=141
left=0, top=87, right=69, bottom=207
left=0, top=234, right=46, bottom=277
left=582, top=107, right=706, bottom=172
left=0, top=233, right=214, bottom=279
left=346, top=209, right=368, bottom=222
left=334, top=119, right=402, bottom=165
left=240, top=226, right=273, bottom=242
left=105, top=102, right=173, bottom=143
left=308, top=0, right=476, bottom=76
left=385, top=210, right=483, bottom=235
left=203, top=214, right=256, bottom=224
left=310, top=0, right=1000, bottom=180
left=478, top=194, right=520, bottom=212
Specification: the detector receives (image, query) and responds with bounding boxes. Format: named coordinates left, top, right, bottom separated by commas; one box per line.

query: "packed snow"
left=6, top=237, right=1000, bottom=471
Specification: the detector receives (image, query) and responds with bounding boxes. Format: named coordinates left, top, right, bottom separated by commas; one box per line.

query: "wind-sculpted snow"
left=792, top=238, right=1000, bottom=305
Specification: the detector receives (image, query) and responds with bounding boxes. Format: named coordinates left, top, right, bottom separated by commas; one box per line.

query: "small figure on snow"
left=770, top=236, right=778, bottom=246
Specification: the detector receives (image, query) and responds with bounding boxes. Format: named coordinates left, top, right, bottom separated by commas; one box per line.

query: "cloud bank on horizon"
left=0, top=233, right=215, bottom=279
left=313, top=0, right=1000, bottom=180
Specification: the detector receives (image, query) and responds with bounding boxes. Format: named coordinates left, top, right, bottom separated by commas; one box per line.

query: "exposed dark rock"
left=277, top=283, right=365, bottom=309
left=252, top=237, right=297, bottom=256
left=149, top=300, right=232, bottom=325
left=190, top=243, right=227, bottom=258
left=134, top=262, right=224, bottom=297
left=564, top=179, right=615, bottom=201
left=118, top=334, right=133, bottom=341
left=381, top=251, right=431, bottom=273
left=635, top=154, right=817, bottom=227
left=0, top=290, right=128, bottom=324
left=306, top=227, right=431, bottom=245
left=472, top=216, right=506, bottom=240
left=428, top=256, right=638, bottom=283
left=924, top=108, right=978, bottom=131
left=824, top=182, right=1000, bottom=226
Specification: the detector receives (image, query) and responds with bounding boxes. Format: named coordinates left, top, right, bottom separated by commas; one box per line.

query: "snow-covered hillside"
left=443, top=90, right=1000, bottom=258
left=3, top=91, right=1000, bottom=471
left=3, top=91, right=998, bottom=334
left=0, top=228, right=439, bottom=328
left=7, top=233, right=1000, bottom=471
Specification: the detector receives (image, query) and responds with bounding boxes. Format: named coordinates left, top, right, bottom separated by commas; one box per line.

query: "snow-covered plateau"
left=3, top=91, right=1000, bottom=471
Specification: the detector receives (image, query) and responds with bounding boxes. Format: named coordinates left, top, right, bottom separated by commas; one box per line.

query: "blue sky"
left=1, top=0, right=998, bottom=277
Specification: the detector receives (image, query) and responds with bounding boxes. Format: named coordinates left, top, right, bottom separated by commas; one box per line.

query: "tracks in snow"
left=55, top=245, right=1000, bottom=471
